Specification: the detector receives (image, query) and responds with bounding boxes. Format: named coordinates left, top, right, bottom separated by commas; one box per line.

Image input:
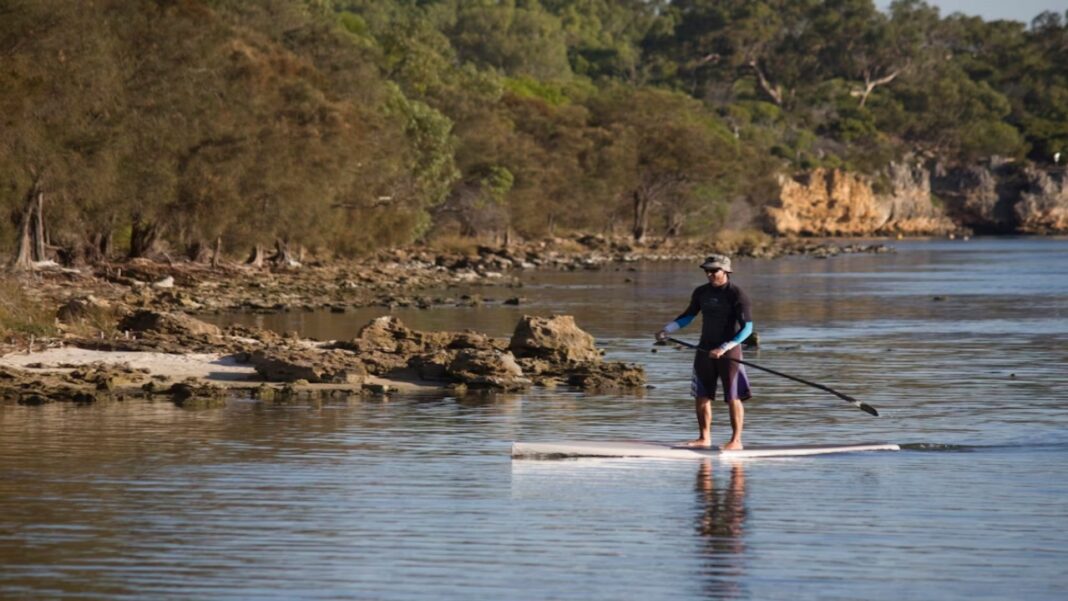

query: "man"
left=656, top=254, right=753, bottom=449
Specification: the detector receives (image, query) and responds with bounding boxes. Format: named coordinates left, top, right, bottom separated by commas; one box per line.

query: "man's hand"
left=708, top=347, right=725, bottom=359
left=655, top=330, right=668, bottom=342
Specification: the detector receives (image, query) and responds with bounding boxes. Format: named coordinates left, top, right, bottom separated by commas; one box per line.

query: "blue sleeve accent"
left=729, top=321, right=753, bottom=346
left=674, top=314, right=695, bottom=329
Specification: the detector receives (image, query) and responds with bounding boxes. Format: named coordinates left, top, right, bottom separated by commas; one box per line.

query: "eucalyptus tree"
left=588, top=86, right=740, bottom=242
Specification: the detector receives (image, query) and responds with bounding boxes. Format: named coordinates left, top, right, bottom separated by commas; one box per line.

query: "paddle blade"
left=859, top=402, right=879, bottom=417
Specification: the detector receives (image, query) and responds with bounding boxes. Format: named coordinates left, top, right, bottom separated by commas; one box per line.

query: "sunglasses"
left=703, top=268, right=722, bottom=275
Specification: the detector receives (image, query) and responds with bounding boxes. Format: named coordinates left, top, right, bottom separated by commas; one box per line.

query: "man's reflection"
left=695, top=459, right=747, bottom=599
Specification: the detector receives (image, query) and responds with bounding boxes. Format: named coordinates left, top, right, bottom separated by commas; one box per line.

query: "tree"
left=589, top=86, right=740, bottom=241
left=448, top=1, right=572, bottom=80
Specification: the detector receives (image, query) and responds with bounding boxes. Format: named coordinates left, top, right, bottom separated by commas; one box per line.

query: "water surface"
left=3, top=237, right=1067, bottom=600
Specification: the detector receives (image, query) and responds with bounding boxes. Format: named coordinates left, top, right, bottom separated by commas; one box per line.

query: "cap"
left=699, top=254, right=732, bottom=272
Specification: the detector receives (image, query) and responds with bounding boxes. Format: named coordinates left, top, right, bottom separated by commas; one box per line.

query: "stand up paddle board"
left=511, top=440, right=900, bottom=459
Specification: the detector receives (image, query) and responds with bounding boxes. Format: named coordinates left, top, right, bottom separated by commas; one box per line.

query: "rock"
left=119, top=310, right=221, bottom=338
left=509, top=315, right=601, bottom=365
left=152, top=275, right=175, bottom=289
left=766, top=165, right=955, bottom=236
left=743, top=331, right=760, bottom=349
left=445, top=349, right=529, bottom=390
left=167, top=381, right=226, bottom=409
left=412, top=350, right=451, bottom=381
left=566, top=362, right=646, bottom=391
left=933, top=161, right=1068, bottom=234
left=933, top=163, right=1012, bottom=232
left=333, top=316, right=502, bottom=375
left=57, top=295, right=116, bottom=324
left=248, top=348, right=366, bottom=384
left=1016, top=167, right=1068, bottom=233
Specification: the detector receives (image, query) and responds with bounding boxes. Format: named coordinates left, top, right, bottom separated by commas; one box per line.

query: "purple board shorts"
left=691, top=347, right=752, bottom=402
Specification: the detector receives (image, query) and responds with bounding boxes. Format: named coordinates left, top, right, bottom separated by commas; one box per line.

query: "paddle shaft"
left=664, top=337, right=879, bottom=416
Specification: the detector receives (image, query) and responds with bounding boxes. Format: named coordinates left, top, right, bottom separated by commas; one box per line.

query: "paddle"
left=660, top=337, right=880, bottom=417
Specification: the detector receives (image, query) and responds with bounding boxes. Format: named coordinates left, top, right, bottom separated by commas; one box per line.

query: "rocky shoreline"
left=1, top=235, right=890, bottom=405
left=15, top=235, right=892, bottom=319
left=0, top=309, right=646, bottom=407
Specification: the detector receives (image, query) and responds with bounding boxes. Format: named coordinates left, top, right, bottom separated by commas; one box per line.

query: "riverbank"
left=0, top=234, right=885, bottom=403
left=0, top=308, right=646, bottom=406
left=8, top=233, right=892, bottom=322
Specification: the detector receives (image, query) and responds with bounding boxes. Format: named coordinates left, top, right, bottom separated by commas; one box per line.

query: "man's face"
left=704, top=268, right=728, bottom=285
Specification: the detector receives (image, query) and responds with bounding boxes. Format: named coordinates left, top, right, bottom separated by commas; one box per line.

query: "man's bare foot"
left=682, top=438, right=712, bottom=448
left=720, top=440, right=744, bottom=451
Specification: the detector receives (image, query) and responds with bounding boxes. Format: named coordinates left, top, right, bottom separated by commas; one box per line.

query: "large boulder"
left=333, top=316, right=501, bottom=374
left=119, top=309, right=221, bottom=338
left=445, top=349, right=528, bottom=390
left=248, top=348, right=365, bottom=384
left=509, top=315, right=601, bottom=365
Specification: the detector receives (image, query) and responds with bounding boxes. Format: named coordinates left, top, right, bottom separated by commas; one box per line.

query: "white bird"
left=1055, top=151, right=1061, bottom=164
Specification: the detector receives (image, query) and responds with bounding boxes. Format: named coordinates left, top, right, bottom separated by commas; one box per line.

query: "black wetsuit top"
left=674, top=281, right=752, bottom=349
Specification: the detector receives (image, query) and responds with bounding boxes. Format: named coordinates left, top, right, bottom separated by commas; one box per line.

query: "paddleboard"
left=511, top=440, right=900, bottom=459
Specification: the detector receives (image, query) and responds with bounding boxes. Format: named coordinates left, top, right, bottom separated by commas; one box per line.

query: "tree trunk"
left=211, top=237, right=222, bottom=269
left=269, top=239, right=298, bottom=268
left=33, top=192, right=45, bottom=261
left=632, top=190, right=651, bottom=243
left=858, top=69, right=899, bottom=107
left=748, top=60, right=783, bottom=106
left=98, top=230, right=112, bottom=259
left=246, top=244, right=265, bottom=268
left=665, top=210, right=684, bottom=238
left=129, top=216, right=160, bottom=258
left=12, top=180, right=45, bottom=270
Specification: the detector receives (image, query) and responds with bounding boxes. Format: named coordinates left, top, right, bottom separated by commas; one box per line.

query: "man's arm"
left=656, top=289, right=700, bottom=340
left=710, top=287, right=753, bottom=357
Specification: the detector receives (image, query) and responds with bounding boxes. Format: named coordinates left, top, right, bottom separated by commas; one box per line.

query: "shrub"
left=0, top=277, right=56, bottom=338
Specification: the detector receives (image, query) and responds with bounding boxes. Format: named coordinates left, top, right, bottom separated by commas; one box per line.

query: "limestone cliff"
left=766, top=161, right=1068, bottom=236
left=1014, top=167, right=1068, bottom=233
left=765, top=164, right=955, bottom=236
left=933, top=162, right=1068, bottom=234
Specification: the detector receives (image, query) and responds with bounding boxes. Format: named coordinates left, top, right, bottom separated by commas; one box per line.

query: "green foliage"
left=502, top=76, right=570, bottom=105
left=1, top=0, right=1066, bottom=259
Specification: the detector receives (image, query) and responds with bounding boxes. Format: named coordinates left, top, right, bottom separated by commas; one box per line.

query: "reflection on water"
left=696, top=460, right=747, bottom=600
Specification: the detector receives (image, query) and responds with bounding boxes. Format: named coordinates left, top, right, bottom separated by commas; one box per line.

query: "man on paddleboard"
left=656, top=254, right=753, bottom=449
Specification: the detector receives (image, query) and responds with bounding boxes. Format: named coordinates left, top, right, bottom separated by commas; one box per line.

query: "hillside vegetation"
left=2, top=0, right=1066, bottom=263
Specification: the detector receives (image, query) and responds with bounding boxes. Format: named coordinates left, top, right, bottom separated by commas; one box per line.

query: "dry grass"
left=0, top=277, right=57, bottom=339
left=61, top=303, right=122, bottom=339
left=425, top=234, right=483, bottom=256
left=712, top=229, right=773, bottom=253
left=548, top=238, right=589, bottom=254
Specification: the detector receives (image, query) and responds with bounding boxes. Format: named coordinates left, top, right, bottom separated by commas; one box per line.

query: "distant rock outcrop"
left=766, top=160, right=1068, bottom=236
left=1015, top=166, right=1068, bottom=233
left=766, top=164, right=955, bottom=236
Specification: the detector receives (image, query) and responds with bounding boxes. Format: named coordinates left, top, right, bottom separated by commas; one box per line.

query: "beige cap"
left=699, top=254, right=732, bottom=272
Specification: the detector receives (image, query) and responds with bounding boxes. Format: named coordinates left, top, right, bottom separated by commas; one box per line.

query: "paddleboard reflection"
left=695, top=459, right=748, bottom=599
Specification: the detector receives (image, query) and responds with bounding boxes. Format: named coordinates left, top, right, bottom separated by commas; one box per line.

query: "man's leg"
left=722, top=398, right=744, bottom=450
left=687, top=359, right=715, bottom=447
left=687, top=396, right=713, bottom=447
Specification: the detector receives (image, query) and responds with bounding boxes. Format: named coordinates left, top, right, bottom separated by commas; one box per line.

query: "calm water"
left=3, top=238, right=1068, bottom=600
